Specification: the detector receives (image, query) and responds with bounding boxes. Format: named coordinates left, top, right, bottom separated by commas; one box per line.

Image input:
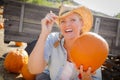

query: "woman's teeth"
left=65, top=29, right=73, bottom=32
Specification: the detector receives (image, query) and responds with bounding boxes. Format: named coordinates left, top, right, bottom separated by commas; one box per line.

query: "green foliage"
left=17, top=0, right=29, bottom=2
left=17, top=0, right=71, bottom=8
left=115, top=13, right=120, bottom=18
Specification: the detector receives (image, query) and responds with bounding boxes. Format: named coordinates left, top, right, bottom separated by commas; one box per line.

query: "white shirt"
left=60, top=61, right=75, bottom=80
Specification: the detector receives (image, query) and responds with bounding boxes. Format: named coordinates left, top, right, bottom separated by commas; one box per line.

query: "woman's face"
left=59, top=13, right=83, bottom=40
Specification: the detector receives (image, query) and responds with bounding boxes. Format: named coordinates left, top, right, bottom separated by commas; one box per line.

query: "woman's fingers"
left=91, top=71, right=96, bottom=76
left=78, top=66, right=92, bottom=80
left=41, top=11, right=58, bottom=35
left=50, top=11, right=58, bottom=20
left=79, top=65, right=83, bottom=73
left=87, top=67, right=92, bottom=74
left=46, top=11, right=57, bottom=22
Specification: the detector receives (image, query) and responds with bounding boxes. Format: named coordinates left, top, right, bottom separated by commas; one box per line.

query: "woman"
left=28, top=4, right=102, bottom=80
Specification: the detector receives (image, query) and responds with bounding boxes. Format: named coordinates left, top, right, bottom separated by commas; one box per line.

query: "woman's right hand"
left=41, top=11, right=58, bottom=36
left=78, top=65, right=96, bottom=80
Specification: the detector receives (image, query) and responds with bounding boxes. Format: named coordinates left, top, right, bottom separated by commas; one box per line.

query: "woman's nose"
left=65, top=21, right=71, bottom=27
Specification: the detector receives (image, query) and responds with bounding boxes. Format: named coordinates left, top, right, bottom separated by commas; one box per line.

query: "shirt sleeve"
left=44, top=32, right=59, bottom=63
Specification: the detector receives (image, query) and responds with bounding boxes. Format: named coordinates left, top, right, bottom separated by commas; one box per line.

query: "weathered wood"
left=4, top=20, right=20, bottom=31
left=3, top=0, right=59, bottom=43
left=3, top=0, right=120, bottom=48
left=116, top=21, right=120, bottom=46
left=94, top=17, right=101, bottom=33
left=3, top=4, right=21, bottom=17
left=19, top=4, right=25, bottom=32
left=99, top=29, right=116, bottom=37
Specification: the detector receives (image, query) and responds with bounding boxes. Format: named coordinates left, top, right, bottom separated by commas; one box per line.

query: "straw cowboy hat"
left=57, top=4, right=93, bottom=32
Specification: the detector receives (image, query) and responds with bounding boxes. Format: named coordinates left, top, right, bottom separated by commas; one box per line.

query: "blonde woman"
left=28, top=4, right=102, bottom=80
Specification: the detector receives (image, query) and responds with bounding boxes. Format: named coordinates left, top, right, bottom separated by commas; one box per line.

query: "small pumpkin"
left=4, top=49, right=28, bottom=73
left=21, top=64, right=35, bottom=80
left=0, top=23, right=4, bottom=29
left=15, top=41, right=24, bottom=47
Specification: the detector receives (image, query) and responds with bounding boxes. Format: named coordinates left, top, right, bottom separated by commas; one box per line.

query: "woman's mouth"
left=65, top=29, right=73, bottom=33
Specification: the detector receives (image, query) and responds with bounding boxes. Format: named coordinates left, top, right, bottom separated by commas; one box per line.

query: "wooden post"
left=94, top=17, right=101, bottom=33
left=19, top=3, right=25, bottom=32
left=115, top=20, right=120, bottom=46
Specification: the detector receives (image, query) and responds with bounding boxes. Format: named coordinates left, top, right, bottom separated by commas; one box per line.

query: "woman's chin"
left=64, top=35, right=75, bottom=40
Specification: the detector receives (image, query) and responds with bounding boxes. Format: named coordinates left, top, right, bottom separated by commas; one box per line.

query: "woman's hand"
left=41, top=11, right=58, bottom=36
left=78, top=65, right=96, bottom=80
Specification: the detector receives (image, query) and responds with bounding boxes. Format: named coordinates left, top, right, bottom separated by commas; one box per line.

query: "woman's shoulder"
left=46, top=32, right=60, bottom=45
left=48, top=32, right=59, bottom=37
left=47, top=32, right=60, bottom=39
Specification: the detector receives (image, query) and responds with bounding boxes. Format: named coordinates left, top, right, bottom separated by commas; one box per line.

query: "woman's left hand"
left=78, top=65, right=96, bottom=80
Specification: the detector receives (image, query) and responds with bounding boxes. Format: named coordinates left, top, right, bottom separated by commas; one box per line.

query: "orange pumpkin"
left=4, top=49, right=28, bottom=73
left=0, top=23, right=4, bottom=29
left=70, top=32, right=109, bottom=72
left=21, top=64, right=35, bottom=80
left=15, top=41, right=23, bottom=47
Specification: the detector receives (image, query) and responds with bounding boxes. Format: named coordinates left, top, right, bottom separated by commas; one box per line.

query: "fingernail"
left=80, top=65, right=83, bottom=68
left=50, top=11, right=52, bottom=13
left=81, top=65, right=83, bottom=67
left=88, top=67, right=91, bottom=70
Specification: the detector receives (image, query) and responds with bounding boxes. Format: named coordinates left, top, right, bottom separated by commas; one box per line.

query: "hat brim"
left=56, top=6, right=93, bottom=33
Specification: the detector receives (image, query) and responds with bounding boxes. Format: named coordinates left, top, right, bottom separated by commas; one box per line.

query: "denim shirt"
left=43, top=32, right=102, bottom=80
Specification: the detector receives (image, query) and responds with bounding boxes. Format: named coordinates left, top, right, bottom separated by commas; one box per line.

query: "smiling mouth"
left=65, top=29, right=73, bottom=33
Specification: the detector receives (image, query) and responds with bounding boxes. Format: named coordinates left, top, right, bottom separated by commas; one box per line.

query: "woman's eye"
left=60, top=20, right=65, bottom=24
left=71, top=19, right=76, bottom=22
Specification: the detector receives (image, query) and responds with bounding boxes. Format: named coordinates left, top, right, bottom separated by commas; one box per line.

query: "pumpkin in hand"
left=4, top=49, right=28, bottom=73
left=70, top=32, right=109, bottom=72
left=21, top=64, right=36, bottom=80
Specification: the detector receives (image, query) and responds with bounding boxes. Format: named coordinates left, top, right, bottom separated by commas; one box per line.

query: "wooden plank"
left=25, top=3, right=59, bottom=15
left=4, top=15, right=41, bottom=24
left=100, top=19, right=118, bottom=32
left=19, top=4, right=25, bottom=32
left=115, top=20, right=120, bottom=46
left=4, top=15, right=20, bottom=21
left=24, top=8, right=45, bottom=21
left=4, top=31, right=39, bottom=43
left=3, top=2, right=21, bottom=17
left=24, top=5, right=59, bottom=21
left=4, top=0, right=22, bottom=7
left=4, top=20, right=19, bottom=32
left=4, top=27, right=59, bottom=43
left=99, top=29, right=116, bottom=37
left=100, top=22, right=117, bottom=31
left=94, top=17, right=101, bottom=33
left=102, top=17, right=118, bottom=23
left=100, top=36, right=113, bottom=47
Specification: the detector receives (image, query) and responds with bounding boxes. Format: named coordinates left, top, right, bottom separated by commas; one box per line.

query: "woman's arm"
left=28, top=33, right=48, bottom=74
left=28, top=11, right=57, bottom=74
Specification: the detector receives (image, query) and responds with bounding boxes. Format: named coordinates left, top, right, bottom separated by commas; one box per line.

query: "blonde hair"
left=53, top=30, right=83, bottom=48
left=53, top=33, right=63, bottom=48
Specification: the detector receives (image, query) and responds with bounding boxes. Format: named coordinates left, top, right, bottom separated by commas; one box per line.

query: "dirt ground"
left=0, top=29, right=27, bottom=80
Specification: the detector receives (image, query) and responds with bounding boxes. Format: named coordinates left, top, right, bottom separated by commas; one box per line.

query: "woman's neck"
left=64, top=38, right=77, bottom=61
left=64, top=40, right=74, bottom=50
left=64, top=37, right=77, bottom=50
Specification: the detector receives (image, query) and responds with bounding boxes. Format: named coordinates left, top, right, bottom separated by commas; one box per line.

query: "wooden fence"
left=3, top=0, right=120, bottom=79
left=3, top=0, right=59, bottom=43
